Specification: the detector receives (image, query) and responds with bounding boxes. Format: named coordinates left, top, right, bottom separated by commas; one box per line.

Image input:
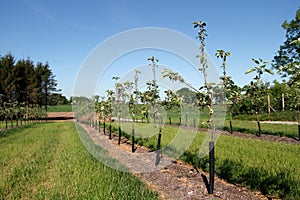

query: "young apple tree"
left=215, top=49, right=241, bottom=133
left=245, top=58, right=274, bottom=136
left=163, top=21, right=223, bottom=194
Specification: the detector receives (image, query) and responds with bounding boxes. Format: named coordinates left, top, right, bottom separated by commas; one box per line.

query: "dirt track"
left=47, top=112, right=75, bottom=122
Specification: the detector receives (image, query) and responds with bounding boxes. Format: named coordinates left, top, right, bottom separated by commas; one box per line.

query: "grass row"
left=113, top=116, right=299, bottom=138
left=223, top=120, right=298, bottom=138
left=0, top=122, right=158, bottom=199
left=109, top=104, right=299, bottom=138
left=46, top=105, right=72, bottom=112
left=102, top=121, right=300, bottom=199
left=233, top=110, right=299, bottom=121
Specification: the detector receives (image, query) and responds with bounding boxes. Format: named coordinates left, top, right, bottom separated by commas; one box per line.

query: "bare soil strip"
left=47, top=112, right=75, bottom=122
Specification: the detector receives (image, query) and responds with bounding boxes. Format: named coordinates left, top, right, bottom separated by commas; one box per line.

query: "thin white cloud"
left=20, top=0, right=54, bottom=22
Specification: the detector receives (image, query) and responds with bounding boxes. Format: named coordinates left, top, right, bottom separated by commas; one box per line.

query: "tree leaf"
left=264, top=69, right=274, bottom=75
left=245, top=68, right=255, bottom=74
left=252, top=58, right=260, bottom=64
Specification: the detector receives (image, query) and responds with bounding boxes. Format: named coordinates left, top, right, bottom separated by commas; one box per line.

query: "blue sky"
left=0, top=0, right=299, bottom=98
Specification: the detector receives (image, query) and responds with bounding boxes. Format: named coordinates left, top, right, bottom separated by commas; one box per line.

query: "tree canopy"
left=0, top=52, right=62, bottom=108
left=273, top=8, right=300, bottom=83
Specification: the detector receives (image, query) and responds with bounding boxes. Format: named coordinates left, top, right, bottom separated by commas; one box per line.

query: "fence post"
left=282, top=93, right=285, bottom=112
left=298, top=111, right=300, bottom=141
left=267, top=94, right=270, bottom=114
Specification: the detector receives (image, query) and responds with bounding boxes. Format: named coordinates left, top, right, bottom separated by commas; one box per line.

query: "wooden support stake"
left=267, top=94, right=270, bottom=114
left=208, top=141, right=215, bottom=194
left=282, top=93, right=285, bottom=112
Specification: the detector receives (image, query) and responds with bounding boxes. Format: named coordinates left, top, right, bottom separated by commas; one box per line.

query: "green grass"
left=0, top=121, right=7, bottom=129
left=161, top=107, right=299, bottom=138
left=107, top=121, right=300, bottom=199
left=46, top=105, right=72, bottom=112
left=183, top=133, right=300, bottom=199
left=0, top=120, right=27, bottom=130
left=233, top=111, right=299, bottom=122
left=144, top=111, right=298, bottom=138
left=223, top=120, right=298, bottom=138
left=0, top=122, right=158, bottom=199
left=130, top=105, right=297, bottom=138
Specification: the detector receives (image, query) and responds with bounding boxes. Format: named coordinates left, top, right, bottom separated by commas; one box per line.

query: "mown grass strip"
left=46, top=105, right=72, bottom=112
left=0, top=122, right=158, bottom=200
left=223, top=120, right=298, bottom=138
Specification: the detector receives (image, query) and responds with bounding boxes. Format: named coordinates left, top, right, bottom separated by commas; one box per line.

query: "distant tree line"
left=0, top=52, right=66, bottom=111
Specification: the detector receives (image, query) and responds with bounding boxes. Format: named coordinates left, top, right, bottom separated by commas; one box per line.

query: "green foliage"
left=273, top=8, right=300, bottom=82
left=72, top=96, right=94, bottom=120
left=241, top=58, right=274, bottom=114
left=215, top=49, right=231, bottom=82
left=0, top=53, right=64, bottom=119
left=162, top=90, right=181, bottom=110
left=193, top=21, right=208, bottom=83
left=104, top=90, right=114, bottom=120
left=0, top=123, right=159, bottom=199
left=245, top=58, right=274, bottom=81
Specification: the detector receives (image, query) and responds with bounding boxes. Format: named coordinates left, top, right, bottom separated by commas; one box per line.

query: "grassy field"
left=128, top=106, right=299, bottom=138
left=0, top=121, right=7, bottom=129
left=223, top=120, right=298, bottom=138
left=0, top=122, right=158, bottom=199
left=108, top=121, right=300, bottom=199
left=131, top=116, right=299, bottom=138
left=233, top=111, right=299, bottom=122
left=47, top=105, right=72, bottom=112
left=0, top=120, right=28, bottom=130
